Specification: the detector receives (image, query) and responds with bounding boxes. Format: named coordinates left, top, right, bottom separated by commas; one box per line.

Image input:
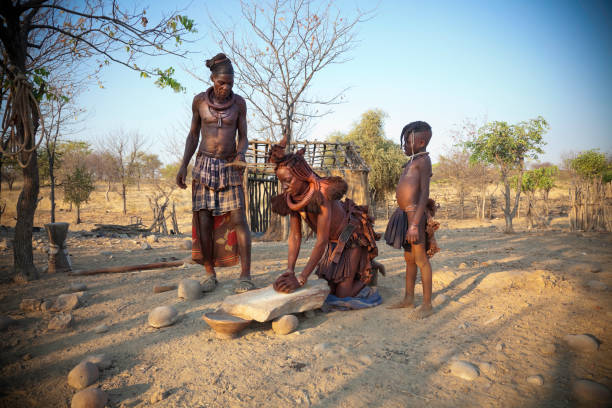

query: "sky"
left=75, top=0, right=612, bottom=165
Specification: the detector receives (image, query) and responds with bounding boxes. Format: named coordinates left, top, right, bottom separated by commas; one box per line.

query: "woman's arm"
left=287, top=212, right=302, bottom=273
left=298, top=200, right=331, bottom=284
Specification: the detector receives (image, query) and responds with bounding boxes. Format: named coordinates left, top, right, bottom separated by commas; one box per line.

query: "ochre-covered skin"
left=387, top=129, right=436, bottom=319
left=176, top=57, right=251, bottom=284
left=269, top=146, right=381, bottom=298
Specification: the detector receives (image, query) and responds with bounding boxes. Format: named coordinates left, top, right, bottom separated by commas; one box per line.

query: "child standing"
left=384, top=121, right=437, bottom=319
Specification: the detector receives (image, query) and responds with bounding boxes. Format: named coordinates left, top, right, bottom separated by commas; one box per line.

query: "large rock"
left=67, top=362, right=99, bottom=390
left=20, top=298, right=42, bottom=312
left=48, top=313, right=73, bottom=330
left=564, top=334, right=600, bottom=352
left=221, top=279, right=330, bottom=322
left=71, top=387, right=108, bottom=408
left=148, top=306, right=178, bottom=328
left=52, top=294, right=80, bottom=312
left=572, top=379, right=611, bottom=406
left=178, top=279, right=202, bottom=300
left=448, top=360, right=480, bottom=381
left=272, top=314, right=299, bottom=335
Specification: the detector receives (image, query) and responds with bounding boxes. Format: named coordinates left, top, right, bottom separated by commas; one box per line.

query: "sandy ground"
left=0, top=214, right=610, bottom=407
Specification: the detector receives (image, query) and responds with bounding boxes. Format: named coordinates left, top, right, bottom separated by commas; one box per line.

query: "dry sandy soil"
left=0, top=215, right=612, bottom=407
left=0, top=186, right=611, bottom=407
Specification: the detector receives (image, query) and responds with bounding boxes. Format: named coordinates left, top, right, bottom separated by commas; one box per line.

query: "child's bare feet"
left=387, top=296, right=415, bottom=309
left=413, top=304, right=433, bottom=319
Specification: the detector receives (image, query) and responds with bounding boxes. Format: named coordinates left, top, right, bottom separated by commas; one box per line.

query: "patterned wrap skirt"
left=192, top=152, right=244, bottom=216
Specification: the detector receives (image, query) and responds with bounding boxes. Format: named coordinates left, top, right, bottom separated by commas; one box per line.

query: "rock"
left=178, top=279, right=202, bottom=300
left=148, top=306, right=178, bottom=328
left=448, top=360, right=480, bottom=381
left=40, top=300, right=53, bottom=312
left=458, top=262, right=468, bottom=269
left=182, top=239, right=192, bottom=250
left=586, top=280, right=607, bottom=291
left=432, top=294, right=448, bottom=307
left=495, top=342, right=505, bottom=352
left=48, top=313, right=73, bottom=330
left=71, top=387, right=108, bottom=408
left=146, top=235, right=159, bottom=244
left=221, top=279, right=330, bottom=322
left=0, top=316, right=15, bottom=330
left=20, top=298, right=42, bottom=312
left=149, top=388, right=169, bottom=404
left=572, top=379, right=611, bottom=406
left=272, top=314, right=299, bottom=335
left=141, top=242, right=152, bottom=250
left=527, top=375, right=544, bottom=386
left=304, top=310, right=316, bottom=318
left=53, top=294, right=80, bottom=311
left=100, top=251, right=111, bottom=256
left=81, top=354, right=112, bottom=370
left=118, top=233, right=128, bottom=238
left=94, top=324, right=109, bottom=334
left=69, top=282, right=87, bottom=292
left=0, top=239, right=12, bottom=250
left=478, top=362, right=496, bottom=376
left=564, top=334, right=600, bottom=352
left=359, top=355, right=373, bottom=365
left=539, top=343, right=556, bottom=355
left=67, top=362, right=99, bottom=390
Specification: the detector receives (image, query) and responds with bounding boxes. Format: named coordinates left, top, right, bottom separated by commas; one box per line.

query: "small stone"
left=149, top=388, right=169, bottom=404
left=495, top=342, right=505, bottom=352
left=458, top=262, right=468, bottom=269
left=20, top=298, right=42, bottom=312
left=67, top=362, right=99, bottom=390
left=141, top=242, right=152, bottom=250
left=69, top=282, right=87, bottom=292
left=572, top=379, right=611, bottom=406
left=563, top=334, right=600, bottom=352
left=48, top=313, right=73, bottom=330
left=53, top=294, right=80, bottom=311
left=568, top=263, right=602, bottom=274
left=478, top=362, right=496, bottom=376
left=100, top=251, right=111, bottom=256
left=182, top=239, right=192, bottom=250
left=146, top=235, right=159, bottom=244
left=432, top=294, right=448, bottom=307
left=94, top=324, right=109, bottom=334
left=40, top=300, right=53, bottom=312
left=71, top=387, right=108, bottom=408
left=314, top=343, right=330, bottom=353
left=178, top=279, right=202, bottom=300
left=0, top=316, right=15, bottom=330
left=527, top=375, right=544, bottom=386
left=118, top=233, right=128, bottom=238
left=272, top=314, right=299, bottom=335
left=305, top=310, right=316, bottom=318
left=359, top=355, right=373, bottom=365
left=586, top=280, right=607, bottom=291
left=22, top=353, right=31, bottom=361
left=148, top=306, right=178, bottom=328
left=448, top=360, right=480, bottom=381
left=539, top=343, right=556, bottom=355
left=81, top=354, right=112, bottom=370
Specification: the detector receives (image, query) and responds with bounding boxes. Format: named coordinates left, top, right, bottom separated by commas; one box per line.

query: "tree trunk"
left=122, top=183, right=127, bottom=215
left=49, top=155, right=56, bottom=223
left=502, top=178, right=514, bottom=233
left=14, top=136, right=40, bottom=281
left=106, top=181, right=111, bottom=201
left=75, top=204, right=81, bottom=224
left=459, top=190, right=465, bottom=219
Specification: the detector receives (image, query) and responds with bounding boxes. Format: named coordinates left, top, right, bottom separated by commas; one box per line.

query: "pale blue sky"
left=76, top=0, right=612, bottom=164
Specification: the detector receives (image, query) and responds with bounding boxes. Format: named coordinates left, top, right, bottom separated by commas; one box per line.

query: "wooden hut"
left=244, top=140, right=370, bottom=233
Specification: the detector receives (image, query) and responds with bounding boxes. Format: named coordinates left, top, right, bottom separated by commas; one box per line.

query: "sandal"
left=234, top=278, right=255, bottom=294
left=201, top=275, right=218, bottom=292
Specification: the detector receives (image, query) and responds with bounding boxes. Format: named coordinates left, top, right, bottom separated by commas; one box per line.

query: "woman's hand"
left=273, top=271, right=302, bottom=293
left=406, top=224, right=419, bottom=244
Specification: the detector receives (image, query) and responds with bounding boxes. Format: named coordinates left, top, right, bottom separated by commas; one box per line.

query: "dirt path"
left=0, top=218, right=610, bottom=407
